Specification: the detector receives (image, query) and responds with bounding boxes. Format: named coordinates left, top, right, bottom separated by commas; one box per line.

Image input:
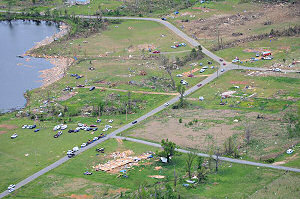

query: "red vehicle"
left=262, top=51, right=271, bottom=57
left=188, top=74, right=194, bottom=77
left=197, top=84, right=202, bottom=87
left=223, top=62, right=226, bottom=66
left=153, top=51, right=160, bottom=54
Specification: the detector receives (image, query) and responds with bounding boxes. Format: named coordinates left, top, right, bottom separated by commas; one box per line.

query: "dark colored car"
left=132, top=121, right=138, bottom=124
left=68, top=129, right=74, bottom=133
left=153, top=51, right=160, bottom=54
left=90, top=124, right=97, bottom=127
left=197, top=84, right=202, bottom=87
left=54, top=131, right=62, bottom=138
left=89, top=86, right=95, bottom=91
left=77, top=84, right=85, bottom=87
left=96, top=148, right=105, bottom=153
left=84, top=171, right=92, bottom=175
left=161, top=18, right=167, bottom=21
left=93, top=128, right=98, bottom=131
left=34, top=129, right=40, bottom=132
left=219, top=58, right=223, bottom=62
left=188, top=74, right=194, bottom=77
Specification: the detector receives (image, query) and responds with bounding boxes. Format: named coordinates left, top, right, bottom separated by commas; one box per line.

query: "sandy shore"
left=25, top=22, right=74, bottom=88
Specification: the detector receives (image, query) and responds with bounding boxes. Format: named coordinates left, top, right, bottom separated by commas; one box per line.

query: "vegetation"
left=159, top=139, right=176, bottom=163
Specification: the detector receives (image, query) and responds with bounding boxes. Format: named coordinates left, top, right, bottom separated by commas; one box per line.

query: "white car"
left=73, top=146, right=79, bottom=152
left=105, top=125, right=112, bottom=129
left=202, top=66, right=208, bottom=69
left=53, top=125, right=60, bottom=131
left=274, top=68, right=281, bottom=72
left=108, top=119, right=113, bottom=123
left=176, top=74, right=183, bottom=77
left=11, top=133, right=18, bottom=139
left=78, top=123, right=84, bottom=127
left=8, top=184, right=15, bottom=190
left=221, top=69, right=225, bottom=72
left=8, top=188, right=15, bottom=193
left=164, top=102, right=170, bottom=107
left=171, top=45, right=177, bottom=49
left=93, top=137, right=98, bottom=141
left=61, top=125, right=68, bottom=130
left=81, top=143, right=87, bottom=148
left=199, top=69, right=205, bottom=73
left=22, top=125, right=28, bottom=129
left=286, top=149, right=294, bottom=154
left=102, top=128, right=108, bottom=132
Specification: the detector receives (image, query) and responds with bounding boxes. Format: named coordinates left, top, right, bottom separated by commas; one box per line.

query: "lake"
left=0, top=20, right=59, bottom=113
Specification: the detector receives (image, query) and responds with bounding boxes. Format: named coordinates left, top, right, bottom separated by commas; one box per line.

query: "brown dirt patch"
left=131, top=117, right=238, bottom=151
left=273, top=152, right=299, bottom=165
left=0, top=131, right=7, bottom=134
left=0, top=124, right=17, bottom=130
left=69, top=194, right=93, bottom=199
left=56, top=92, right=78, bottom=101
left=116, top=138, right=123, bottom=145
left=108, top=187, right=128, bottom=195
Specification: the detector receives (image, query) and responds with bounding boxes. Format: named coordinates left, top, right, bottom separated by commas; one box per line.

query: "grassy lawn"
left=189, top=70, right=300, bottom=113
left=34, top=20, right=192, bottom=57
left=5, top=138, right=297, bottom=198
left=214, top=37, right=300, bottom=68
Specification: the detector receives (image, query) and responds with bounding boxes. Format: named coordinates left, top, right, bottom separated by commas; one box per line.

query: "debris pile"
left=93, top=150, right=153, bottom=173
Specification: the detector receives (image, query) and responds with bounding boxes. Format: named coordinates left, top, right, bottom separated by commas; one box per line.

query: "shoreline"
left=25, top=22, right=75, bottom=88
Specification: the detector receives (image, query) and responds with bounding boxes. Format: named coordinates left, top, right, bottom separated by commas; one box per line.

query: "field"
left=5, top=138, right=300, bottom=199
left=122, top=69, right=300, bottom=163
left=167, top=0, right=300, bottom=50
left=215, top=37, right=300, bottom=69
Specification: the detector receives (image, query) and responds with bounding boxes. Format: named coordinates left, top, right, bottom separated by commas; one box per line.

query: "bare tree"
left=160, top=55, right=176, bottom=90
left=244, top=123, right=253, bottom=145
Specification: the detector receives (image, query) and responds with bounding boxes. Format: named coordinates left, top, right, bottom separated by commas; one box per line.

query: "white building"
left=67, top=0, right=90, bottom=6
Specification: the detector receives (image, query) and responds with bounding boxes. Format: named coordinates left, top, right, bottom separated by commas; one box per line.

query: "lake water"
left=0, top=20, right=59, bottom=113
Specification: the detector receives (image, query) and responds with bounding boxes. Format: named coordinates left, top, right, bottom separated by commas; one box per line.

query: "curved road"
left=1, top=16, right=299, bottom=198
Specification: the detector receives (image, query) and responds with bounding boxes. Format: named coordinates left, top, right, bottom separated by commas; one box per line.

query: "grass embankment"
left=6, top=138, right=298, bottom=198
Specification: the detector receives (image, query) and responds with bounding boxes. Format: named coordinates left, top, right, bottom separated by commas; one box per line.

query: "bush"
left=179, top=118, right=182, bottom=123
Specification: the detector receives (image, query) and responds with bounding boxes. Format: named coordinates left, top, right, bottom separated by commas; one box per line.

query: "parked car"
left=8, top=184, right=15, bottom=190
left=221, top=69, right=225, bottom=72
left=176, top=74, right=183, bottom=77
left=188, top=74, right=194, bottom=77
left=199, top=69, right=205, bottom=73
left=54, top=131, right=62, bottom=138
left=197, top=84, right=202, bottom=87
left=202, top=66, right=208, bottom=69
left=81, top=143, right=87, bottom=148
left=8, top=188, right=15, bottom=193
left=93, top=127, right=98, bottom=131
left=96, top=148, right=105, bottom=153
left=77, top=84, right=85, bottom=87
left=68, top=129, right=74, bottom=133
left=61, top=125, right=67, bottom=130
left=84, top=171, right=92, bottom=175
left=93, top=137, right=98, bottom=141
left=34, top=129, right=40, bottom=132
left=96, top=119, right=102, bottom=123
left=153, top=50, right=160, bottom=54
left=11, top=133, right=18, bottom=139
left=89, top=86, right=95, bottom=91
left=223, top=62, right=226, bottom=66
left=67, top=150, right=75, bottom=158
left=109, top=119, right=114, bottom=123
left=164, top=102, right=170, bottom=107
left=161, top=18, right=167, bottom=21
left=219, top=58, right=223, bottom=62
left=90, top=124, right=97, bottom=127
left=132, top=120, right=138, bottom=124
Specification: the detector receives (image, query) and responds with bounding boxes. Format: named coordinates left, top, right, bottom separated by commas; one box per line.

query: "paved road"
left=114, top=136, right=300, bottom=173
left=1, top=16, right=299, bottom=198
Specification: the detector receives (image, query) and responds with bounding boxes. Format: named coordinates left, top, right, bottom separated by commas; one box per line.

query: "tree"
left=98, top=101, right=105, bottom=116
left=197, top=156, right=204, bottom=170
left=160, top=139, right=176, bottom=163
left=176, top=83, right=186, bottom=108
left=160, top=56, right=176, bottom=90
left=185, top=152, right=197, bottom=179
left=197, top=167, right=208, bottom=183
left=284, top=112, right=300, bottom=138
left=197, top=45, right=202, bottom=51
left=214, top=149, right=220, bottom=172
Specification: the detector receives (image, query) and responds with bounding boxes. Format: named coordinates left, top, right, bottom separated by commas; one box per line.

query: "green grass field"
left=5, top=138, right=299, bottom=198
left=215, top=37, right=300, bottom=68
left=189, top=70, right=300, bottom=113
